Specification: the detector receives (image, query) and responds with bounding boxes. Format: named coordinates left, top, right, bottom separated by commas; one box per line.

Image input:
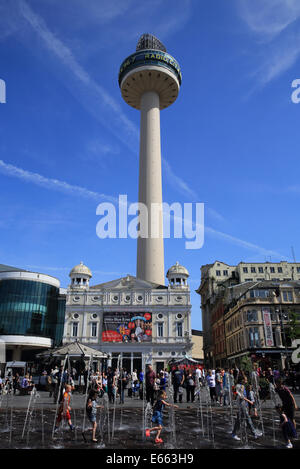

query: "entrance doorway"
left=111, top=352, right=142, bottom=374
left=156, top=361, right=164, bottom=375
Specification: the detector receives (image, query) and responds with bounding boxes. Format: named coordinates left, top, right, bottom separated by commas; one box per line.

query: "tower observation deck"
left=119, top=34, right=182, bottom=286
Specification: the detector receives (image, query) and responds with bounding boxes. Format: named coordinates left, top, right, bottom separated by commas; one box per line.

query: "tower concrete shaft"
left=119, top=34, right=182, bottom=285
left=137, top=90, right=164, bottom=285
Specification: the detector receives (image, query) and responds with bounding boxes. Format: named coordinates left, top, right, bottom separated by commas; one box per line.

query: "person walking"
left=275, top=378, right=298, bottom=429
left=275, top=404, right=297, bottom=449
left=231, top=376, right=262, bottom=441
left=159, top=370, right=167, bottom=392
left=118, top=368, right=128, bottom=404
left=132, top=369, right=138, bottom=397
left=185, top=369, right=196, bottom=403
left=215, top=368, right=223, bottom=406
left=206, top=370, right=217, bottom=405
left=107, top=367, right=116, bottom=404
left=195, top=367, right=201, bottom=388
left=39, top=371, right=48, bottom=391
left=172, top=366, right=185, bottom=404
left=146, top=365, right=156, bottom=406
left=12, top=373, right=20, bottom=395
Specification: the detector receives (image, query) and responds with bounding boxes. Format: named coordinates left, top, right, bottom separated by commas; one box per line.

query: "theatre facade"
left=63, top=262, right=192, bottom=374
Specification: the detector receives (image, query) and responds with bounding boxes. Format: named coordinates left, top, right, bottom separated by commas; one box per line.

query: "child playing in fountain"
left=145, top=390, right=178, bottom=444
left=275, top=405, right=297, bottom=449
left=82, top=389, right=103, bottom=443
left=54, top=384, right=75, bottom=432
left=246, top=383, right=258, bottom=418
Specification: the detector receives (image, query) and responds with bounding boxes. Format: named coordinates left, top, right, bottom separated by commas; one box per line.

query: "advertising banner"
left=262, top=308, right=274, bottom=347
left=102, top=312, right=152, bottom=343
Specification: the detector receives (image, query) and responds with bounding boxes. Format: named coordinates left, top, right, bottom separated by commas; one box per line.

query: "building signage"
left=118, top=50, right=182, bottom=85
left=102, top=312, right=152, bottom=343
left=262, top=308, right=274, bottom=347
left=291, top=339, right=300, bottom=364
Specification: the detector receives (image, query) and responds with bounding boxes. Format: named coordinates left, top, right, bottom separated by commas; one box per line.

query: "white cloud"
left=18, top=0, right=139, bottom=148
left=16, top=0, right=201, bottom=202
left=162, top=157, right=198, bottom=200
left=87, top=140, right=119, bottom=157
left=0, top=158, right=286, bottom=259
left=238, top=0, right=300, bottom=88
left=239, top=0, right=300, bottom=38
left=0, top=159, right=118, bottom=203
left=4, top=0, right=282, bottom=260
left=205, top=225, right=285, bottom=260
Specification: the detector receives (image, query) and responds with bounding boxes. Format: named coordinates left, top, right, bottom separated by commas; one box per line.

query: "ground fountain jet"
left=112, top=354, right=121, bottom=438
left=119, top=33, right=182, bottom=286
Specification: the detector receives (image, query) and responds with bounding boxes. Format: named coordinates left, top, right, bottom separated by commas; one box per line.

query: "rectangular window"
left=72, top=322, right=78, bottom=337
left=91, top=322, right=97, bottom=337
left=297, top=267, right=300, bottom=273
left=250, top=289, right=269, bottom=298
left=278, top=267, right=283, bottom=273
left=176, top=322, right=183, bottom=337
left=258, top=267, right=264, bottom=273
left=247, top=310, right=258, bottom=322
left=251, top=267, right=256, bottom=273
left=254, top=328, right=260, bottom=347
left=216, top=270, right=221, bottom=276
left=249, top=327, right=260, bottom=347
left=223, top=270, right=228, bottom=276
left=270, top=267, right=275, bottom=273
left=157, top=322, right=164, bottom=337
left=282, top=291, right=293, bottom=302
left=243, top=267, right=248, bottom=273
left=270, top=311, right=277, bottom=321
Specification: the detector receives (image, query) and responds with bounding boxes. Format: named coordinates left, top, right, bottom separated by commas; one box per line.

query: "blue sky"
left=1, top=0, right=300, bottom=331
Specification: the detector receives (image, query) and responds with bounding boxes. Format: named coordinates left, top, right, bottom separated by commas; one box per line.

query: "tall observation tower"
left=119, top=33, right=182, bottom=286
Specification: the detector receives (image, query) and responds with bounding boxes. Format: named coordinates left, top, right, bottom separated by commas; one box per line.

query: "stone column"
left=137, top=91, right=165, bottom=286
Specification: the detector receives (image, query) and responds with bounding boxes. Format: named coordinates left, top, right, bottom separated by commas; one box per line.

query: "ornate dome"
left=166, top=261, right=189, bottom=278
left=69, top=261, right=92, bottom=278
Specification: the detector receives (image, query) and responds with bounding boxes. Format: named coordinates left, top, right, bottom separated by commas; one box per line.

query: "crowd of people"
left=0, top=362, right=298, bottom=447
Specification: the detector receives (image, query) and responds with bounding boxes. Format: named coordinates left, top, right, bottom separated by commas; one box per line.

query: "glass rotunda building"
left=0, top=264, right=65, bottom=363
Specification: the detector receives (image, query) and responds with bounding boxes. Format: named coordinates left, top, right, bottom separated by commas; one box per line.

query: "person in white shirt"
left=206, top=370, right=216, bottom=404
left=195, top=367, right=201, bottom=386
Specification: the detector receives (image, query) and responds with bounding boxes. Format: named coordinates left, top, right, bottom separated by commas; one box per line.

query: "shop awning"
left=36, top=340, right=108, bottom=360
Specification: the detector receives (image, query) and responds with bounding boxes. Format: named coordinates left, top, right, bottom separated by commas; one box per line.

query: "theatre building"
left=63, top=262, right=192, bottom=374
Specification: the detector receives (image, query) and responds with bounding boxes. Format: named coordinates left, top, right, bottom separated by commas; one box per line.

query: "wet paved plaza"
left=0, top=390, right=299, bottom=449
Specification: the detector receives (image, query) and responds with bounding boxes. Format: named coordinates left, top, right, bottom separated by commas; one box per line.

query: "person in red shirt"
left=275, top=379, right=298, bottom=430
left=55, top=384, right=75, bottom=431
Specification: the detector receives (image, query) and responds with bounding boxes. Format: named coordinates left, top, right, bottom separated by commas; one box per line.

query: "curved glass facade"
left=0, top=279, right=65, bottom=346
